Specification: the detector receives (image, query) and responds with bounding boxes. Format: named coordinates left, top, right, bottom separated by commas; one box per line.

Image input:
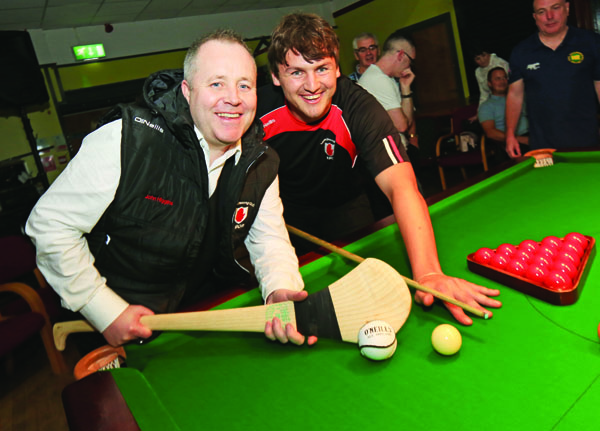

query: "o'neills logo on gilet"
left=234, top=201, right=255, bottom=229
left=134, top=116, right=164, bottom=133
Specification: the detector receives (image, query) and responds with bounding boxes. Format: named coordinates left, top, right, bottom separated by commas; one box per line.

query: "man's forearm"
left=401, top=96, right=414, bottom=127
left=505, top=82, right=524, bottom=138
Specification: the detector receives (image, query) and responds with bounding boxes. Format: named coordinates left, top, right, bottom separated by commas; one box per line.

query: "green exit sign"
left=72, top=44, right=106, bottom=61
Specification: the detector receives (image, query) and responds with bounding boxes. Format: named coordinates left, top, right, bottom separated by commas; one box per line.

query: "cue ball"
left=357, top=320, right=397, bottom=361
left=431, top=324, right=462, bottom=356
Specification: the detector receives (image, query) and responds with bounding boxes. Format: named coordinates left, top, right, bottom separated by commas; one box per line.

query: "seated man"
left=26, top=29, right=313, bottom=349
left=358, top=31, right=415, bottom=141
left=472, top=48, right=509, bottom=106
left=358, top=31, right=421, bottom=191
left=348, top=32, right=379, bottom=82
left=478, top=67, right=529, bottom=150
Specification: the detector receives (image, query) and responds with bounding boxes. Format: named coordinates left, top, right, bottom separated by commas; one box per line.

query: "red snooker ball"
left=496, top=243, right=518, bottom=258
left=490, top=253, right=508, bottom=269
left=506, top=259, right=528, bottom=276
left=565, top=232, right=588, bottom=248
left=473, top=247, right=495, bottom=264
left=530, top=254, right=552, bottom=269
left=561, top=241, right=585, bottom=258
left=513, top=249, right=532, bottom=264
left=543, top=270, right=573, bottom=291
left=526, top=265, right=548, bottom=284
left=542, top=236, right=562, bottom=249
left=556, top=249, right=581, bottom=267
left=536, top=245, right=557, bottom=260
left=553, top=258, right=578, bottom=279
left=519, top=239, right=539, bottom=254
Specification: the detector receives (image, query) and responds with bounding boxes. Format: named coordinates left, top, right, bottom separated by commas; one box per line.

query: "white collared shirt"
left=26, top=119, right=303, bottom=331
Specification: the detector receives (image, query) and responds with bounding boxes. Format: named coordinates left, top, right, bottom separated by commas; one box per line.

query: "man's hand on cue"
left=414, top=273, right=502, bottom=325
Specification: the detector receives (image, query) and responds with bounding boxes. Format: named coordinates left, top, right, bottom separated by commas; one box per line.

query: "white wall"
left=29, top=2, right=355, bottom=66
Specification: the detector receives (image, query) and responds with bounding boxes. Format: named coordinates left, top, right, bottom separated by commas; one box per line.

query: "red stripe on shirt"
left=261, top=104, right=357, bottom=161
left=386, top=135, right=404, bottom=163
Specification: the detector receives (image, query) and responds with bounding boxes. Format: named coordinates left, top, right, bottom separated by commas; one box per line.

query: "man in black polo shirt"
left=257, top=13, right=502, bottom=326
left=506, top=0, right=600, bottom=157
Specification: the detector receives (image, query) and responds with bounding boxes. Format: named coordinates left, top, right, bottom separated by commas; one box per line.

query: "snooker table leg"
left=62, top=371, right=140, bottom=431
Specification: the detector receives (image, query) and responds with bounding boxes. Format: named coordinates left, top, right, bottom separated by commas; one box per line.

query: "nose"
left=224, top=86, right=241, bottom=105
left=304, top=72, right=320, bottom=92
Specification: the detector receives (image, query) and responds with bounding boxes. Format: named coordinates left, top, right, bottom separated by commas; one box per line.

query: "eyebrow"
left=206, top=74, right=255, bottom=82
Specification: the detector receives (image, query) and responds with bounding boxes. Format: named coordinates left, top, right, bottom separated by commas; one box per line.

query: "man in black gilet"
left=27, top=30, right=313, bottom=349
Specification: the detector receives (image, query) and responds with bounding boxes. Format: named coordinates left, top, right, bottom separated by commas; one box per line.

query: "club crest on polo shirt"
left=568, top=52, right=584, bottom=64
left=321, top=138, right=336, bottom=160
left=234, top=201, right=256, bottom=229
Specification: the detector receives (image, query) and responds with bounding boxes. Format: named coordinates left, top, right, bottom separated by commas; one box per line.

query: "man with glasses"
left=348, top=32, right=379, bottom=81
left=358, top=31, right=416, bottom=144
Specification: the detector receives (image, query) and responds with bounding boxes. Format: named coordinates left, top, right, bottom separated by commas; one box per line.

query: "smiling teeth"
left=218, top=113, right=241, bottom=118
left=304, top=95, right=319, bottom=100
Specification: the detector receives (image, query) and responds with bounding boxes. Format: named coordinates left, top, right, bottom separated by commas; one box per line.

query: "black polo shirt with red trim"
left=257, top=76, right=408, bottom=209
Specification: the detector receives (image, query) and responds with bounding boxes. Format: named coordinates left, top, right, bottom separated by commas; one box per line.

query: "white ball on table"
left=431, top=324, right=462, bottom=355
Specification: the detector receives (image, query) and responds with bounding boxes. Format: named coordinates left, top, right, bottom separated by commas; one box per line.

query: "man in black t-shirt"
left=257, top=12, right=502, bottom=326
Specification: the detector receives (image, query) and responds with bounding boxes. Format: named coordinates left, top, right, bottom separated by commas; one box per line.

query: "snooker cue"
left=286, top=224, right=489, bottom=319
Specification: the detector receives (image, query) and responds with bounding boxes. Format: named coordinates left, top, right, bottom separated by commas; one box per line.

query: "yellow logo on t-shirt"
left=568, top=52, right=584, bottom=64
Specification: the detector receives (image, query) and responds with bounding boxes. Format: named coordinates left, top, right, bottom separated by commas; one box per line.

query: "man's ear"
left=181, top=79, right=191, bottom=103
left=271, top=72, right=281, bottom=87
left=336, top=66, right=341, bottom=78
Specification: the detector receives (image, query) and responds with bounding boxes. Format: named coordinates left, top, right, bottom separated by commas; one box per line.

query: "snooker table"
left=62, top=151, right=600, bottom=431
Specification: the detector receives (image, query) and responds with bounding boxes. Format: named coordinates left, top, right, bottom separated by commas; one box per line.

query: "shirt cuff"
left=261, top=273, right=305, bottom=304
left=79, top=287, right=130, bottom=332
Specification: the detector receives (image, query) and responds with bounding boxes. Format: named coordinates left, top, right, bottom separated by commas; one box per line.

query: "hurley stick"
left=286, top=224, right=489, bottom=319
left=54, top=258, right=412, bottom=351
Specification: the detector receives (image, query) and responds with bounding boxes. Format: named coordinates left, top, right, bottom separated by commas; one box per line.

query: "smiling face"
left=354, top=37, right=378, bottom=71
left=181, top=40, right=256, bottom=151
left=533, top=0, right=570, bottom=37
left=272, top=50, right=340, bottom=123
left=488, top=68, right=508, bottom=95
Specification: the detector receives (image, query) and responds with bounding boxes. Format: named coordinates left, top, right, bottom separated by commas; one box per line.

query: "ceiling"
left=0, top=0, right=328, bottom=31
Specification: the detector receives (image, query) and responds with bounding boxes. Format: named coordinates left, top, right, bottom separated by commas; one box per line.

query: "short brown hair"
left=184, top=29, right=250, bottom=82
left=487, top=66, right=507, bottom=83
left=268, top=13, right=339, bottom=78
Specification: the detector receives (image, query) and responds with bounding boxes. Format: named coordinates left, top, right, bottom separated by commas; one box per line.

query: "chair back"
left=450, top=104, right=479, bottom=135
left=0, top=235, right=37, bottom=284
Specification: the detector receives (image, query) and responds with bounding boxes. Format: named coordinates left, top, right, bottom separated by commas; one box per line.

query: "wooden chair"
left=0, top=235, right=68, bottom=374
left=435, top=104, right=489, bottom=190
